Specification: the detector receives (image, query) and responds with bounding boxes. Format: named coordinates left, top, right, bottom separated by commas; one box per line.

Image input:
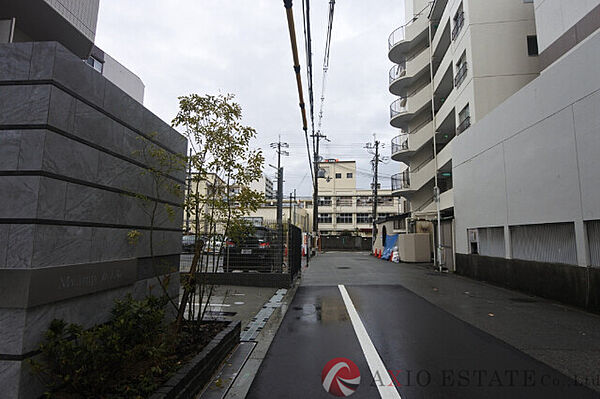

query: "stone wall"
left=0, top=41, right=186, bottom=398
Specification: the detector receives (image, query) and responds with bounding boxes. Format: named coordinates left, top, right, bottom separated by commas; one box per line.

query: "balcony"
left=389, top=49, right=430, bottom=96
left=439, top=188, right=454, bottom=210
left=388, top=26, right=407, bottom=63
left=391, top=133, right=413, bottom=163
left=391, top=170, right=414, bottom=195
left=436, top=140, right=453, bottom=170
left=389, top=82, right=432, bottom=129
left=388, top=14, right=429, bottom=63
left=409, top=155, right=436, bottom=194
left=389, top=62, right=406, bottom=89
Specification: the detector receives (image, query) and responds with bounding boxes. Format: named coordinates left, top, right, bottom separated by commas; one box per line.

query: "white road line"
left=338, top=284, right=402, bottom=399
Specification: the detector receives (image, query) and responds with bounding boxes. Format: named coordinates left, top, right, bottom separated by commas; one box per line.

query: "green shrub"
left=31, top=294, right=174, bottom=398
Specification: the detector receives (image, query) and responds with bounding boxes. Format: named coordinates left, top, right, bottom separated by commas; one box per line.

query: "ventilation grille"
left=478, top=227, right=505, bottom=258
left=511, top=222, right=577, bottom=265
left=587, top=220, right=600, bottom=267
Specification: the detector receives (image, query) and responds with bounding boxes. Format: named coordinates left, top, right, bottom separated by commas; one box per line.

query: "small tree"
left=172, top=93, right=264, bottom=330
left=129, top=132, right=186, bottom=313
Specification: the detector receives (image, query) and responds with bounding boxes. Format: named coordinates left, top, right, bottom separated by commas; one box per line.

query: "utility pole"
left=185, top=148, right=192, bottom=233
left=293, top=188, right=297, bottom=225
left=365, top=136, right=387, bottom=247
left=270, top=139, right=289, bottom=269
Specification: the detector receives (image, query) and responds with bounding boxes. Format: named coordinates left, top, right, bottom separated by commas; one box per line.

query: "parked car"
left=223, top=227, right=280, bottom=272
left=204, top=234, right=225, bottom=254
left=182, top=234, right=204, bottom=253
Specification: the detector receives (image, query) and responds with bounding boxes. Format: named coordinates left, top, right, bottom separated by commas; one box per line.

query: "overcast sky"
left=95, top=0, right=406, bottom=197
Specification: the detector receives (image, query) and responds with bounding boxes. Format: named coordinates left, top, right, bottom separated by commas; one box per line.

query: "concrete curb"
left=224, top=277, right=301, bottom=398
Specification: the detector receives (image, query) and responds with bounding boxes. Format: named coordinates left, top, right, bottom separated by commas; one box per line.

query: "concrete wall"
left=103, top=52, right=145, bottom=104
left=0, top=0, right=100, bottom=57
left=453, top=28, right=600, bottom=268
left=0, top=41, right=186, bottom=398
left=43, top=0, right=99, bottom=42
left=534, top=0, right=600, bottom=52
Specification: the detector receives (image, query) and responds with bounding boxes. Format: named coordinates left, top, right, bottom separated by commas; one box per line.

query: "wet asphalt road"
left=246, top=252, right=599, bottom=399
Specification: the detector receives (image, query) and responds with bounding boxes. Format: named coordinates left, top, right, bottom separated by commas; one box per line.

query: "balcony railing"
left=389, top=62, right=407, bottom=84
left=452, top=11, right=464, bottom=41
left=390, top=97, right=408, bottom=119
left=454, top=62, right=467, bottom=88
left=388, top=26, right=406, bottom=50
left=391, top=133, right=409, bottom=154
left=391, top=170, right=411, bottom=190
left=457, top=116, right=471, bottom=134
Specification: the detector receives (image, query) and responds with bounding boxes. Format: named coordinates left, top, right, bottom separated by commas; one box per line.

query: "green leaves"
left=30, top=295, right=171, bottom=397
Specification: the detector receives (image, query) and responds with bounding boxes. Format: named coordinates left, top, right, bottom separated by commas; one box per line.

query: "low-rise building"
left=300, top=160, right=407, bottom=236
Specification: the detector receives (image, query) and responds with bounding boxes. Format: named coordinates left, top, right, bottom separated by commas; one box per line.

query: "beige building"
left=388, top=0, right=540, bottom=266
left=300, top=160, right=406, bottom=236
left=243, top=199, right=311, bottom=233
left=184, top=172, right=227, bottom=234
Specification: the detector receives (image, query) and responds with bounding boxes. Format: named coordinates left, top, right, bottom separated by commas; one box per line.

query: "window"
left=454, top=51, right=468, bottom=88
left=356, top=196, right=372, bottom=207
left=335, top=173, right=342, bottom=179
left=452, top=3, right=464, bottom=41
left=457, top=104, right=471, bottom=134
left=377, top=196, right=394, bottom=206
left=336, top=213, right=353, bottom=224
left=318, top=196, right=332, bottom=206
left=346, top=173, right=353, bottom=178
left=85, top=56, right=103, bottom=73
left=523, top=0, right=533, bottom=3
left=336, top=196, right=353, bottom=207
left=527, top=35, right=538, bottom=56
left=394, top=218, right=406, bottom=230
left=318, top=213, right=332, bottom=223
left=357, top=213, right=372, bottom=224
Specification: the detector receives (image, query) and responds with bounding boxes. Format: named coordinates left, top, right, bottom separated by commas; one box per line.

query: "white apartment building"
left=301, top=160, right=406, bottom=236
left=388, top=0, right=539, bottom=265
left=250, top=174, right=275, bottom=200
left=452, top=1, right=600, bottom=311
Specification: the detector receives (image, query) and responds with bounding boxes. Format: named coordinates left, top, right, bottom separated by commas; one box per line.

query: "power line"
left=282, top=0, right=314, bottom=185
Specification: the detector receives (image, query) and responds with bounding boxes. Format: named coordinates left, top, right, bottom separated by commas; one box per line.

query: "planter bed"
left=151, top=320, right=241, bottom=399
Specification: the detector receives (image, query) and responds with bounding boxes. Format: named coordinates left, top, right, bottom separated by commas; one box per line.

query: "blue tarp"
left=382, top=234, right=398, bottom=260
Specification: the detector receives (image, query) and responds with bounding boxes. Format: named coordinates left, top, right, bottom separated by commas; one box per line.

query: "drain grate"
left=337, top=267, right=351, bottom=269
left=205, top=310, right=237, bottom=317
left=241, top=288, right=287, bottom=341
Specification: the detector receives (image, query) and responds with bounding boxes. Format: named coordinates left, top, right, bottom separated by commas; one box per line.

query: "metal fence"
left=181, top=221, right=303, bottom=288
left=321, top=235, right=371, bottom=251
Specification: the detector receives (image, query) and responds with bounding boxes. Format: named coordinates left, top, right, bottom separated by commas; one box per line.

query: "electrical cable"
left=282, top=0, right=314, bottom=183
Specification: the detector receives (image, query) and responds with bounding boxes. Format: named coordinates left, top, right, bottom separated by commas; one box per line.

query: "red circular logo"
left=321, top=357, right=361, bottom=397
